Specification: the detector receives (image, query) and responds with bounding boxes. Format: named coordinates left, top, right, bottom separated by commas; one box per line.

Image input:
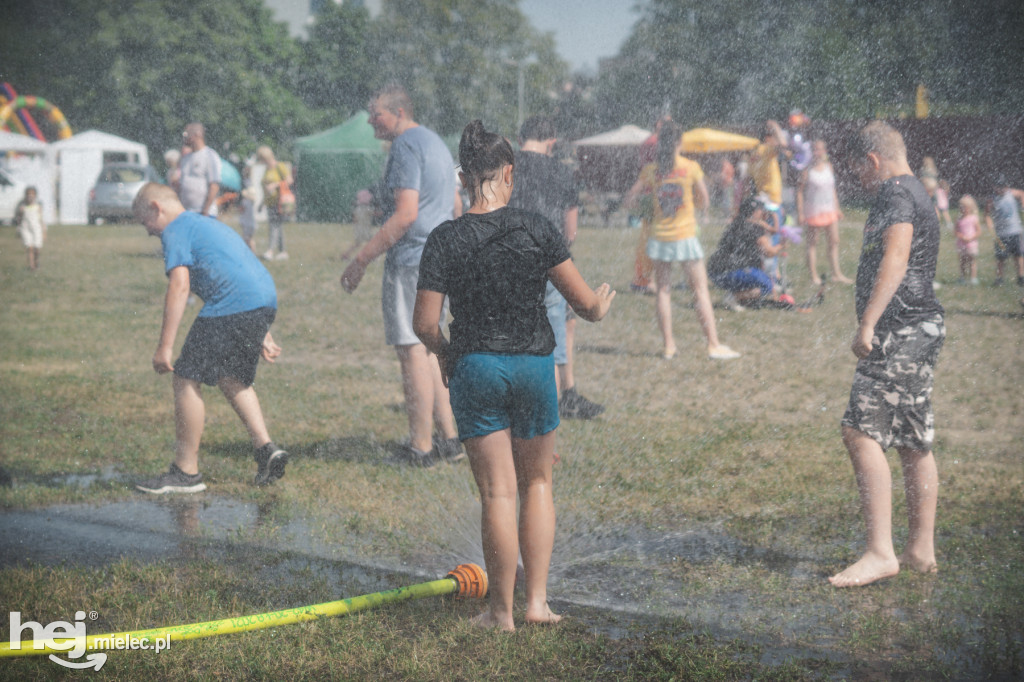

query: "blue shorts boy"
left=711, top=267, right=774, bottom=296
left=448, top=353, right=559, bottom=441
left=175, top=307, right=275, bottom=387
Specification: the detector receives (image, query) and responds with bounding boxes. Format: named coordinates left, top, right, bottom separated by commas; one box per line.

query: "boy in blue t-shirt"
left=132, top=183, right=288, bottom=493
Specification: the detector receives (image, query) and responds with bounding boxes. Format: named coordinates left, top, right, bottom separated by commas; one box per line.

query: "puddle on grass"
left=1, top=496, right=1018, bottom=678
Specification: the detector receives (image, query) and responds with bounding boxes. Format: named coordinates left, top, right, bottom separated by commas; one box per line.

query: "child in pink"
left=955, top=195, right=980, bottom=284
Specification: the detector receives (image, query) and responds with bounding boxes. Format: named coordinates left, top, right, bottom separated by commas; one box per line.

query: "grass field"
left=1, top=210, right=1022, bottom=680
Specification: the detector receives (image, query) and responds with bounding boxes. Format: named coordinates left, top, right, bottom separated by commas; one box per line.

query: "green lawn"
left=1, top=212, right=1021, bottom=680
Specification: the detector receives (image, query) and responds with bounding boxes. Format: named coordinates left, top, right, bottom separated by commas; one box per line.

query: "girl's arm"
left=547, top=259, right=615, bottom=323
left=412, top=289, right=451, bottom=384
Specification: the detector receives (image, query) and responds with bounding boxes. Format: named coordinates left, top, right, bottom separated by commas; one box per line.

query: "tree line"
left=2, top=0, right=1020, bottom=164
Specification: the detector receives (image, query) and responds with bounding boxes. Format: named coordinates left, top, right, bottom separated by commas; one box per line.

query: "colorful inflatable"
left=0, top=83, right=45, bottom=140
left=0, top=92, right=72, bottom=141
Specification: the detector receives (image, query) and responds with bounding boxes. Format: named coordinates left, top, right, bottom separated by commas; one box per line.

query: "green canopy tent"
left=294, top=111, right=386, bottom=222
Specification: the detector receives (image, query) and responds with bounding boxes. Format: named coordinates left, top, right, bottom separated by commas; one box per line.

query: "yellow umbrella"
left=681, top=128, right=759, bottom=154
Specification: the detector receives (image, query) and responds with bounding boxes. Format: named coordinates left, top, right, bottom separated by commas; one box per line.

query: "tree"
left=0, top=0, right=323, bottom=161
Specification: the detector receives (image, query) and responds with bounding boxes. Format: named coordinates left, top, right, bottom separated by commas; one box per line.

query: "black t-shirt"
left=706, top=219, right=767, bottom=276
left=418, top=206, right=572, bottom=358
left=855, top=174, right=944, bottom=330
left=508, top=151, right=579, bottom=237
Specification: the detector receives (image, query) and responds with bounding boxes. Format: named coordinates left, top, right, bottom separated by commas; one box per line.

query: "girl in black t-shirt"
left=413, top=120, right=615, bottom=631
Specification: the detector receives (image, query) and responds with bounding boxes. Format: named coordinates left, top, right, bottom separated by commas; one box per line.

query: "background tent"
left=50, top=130, right=148, bottom=224
left=294, top=111, right=386, bottom=222
left=573, top=124, right=651, bottom=194
left=0, top=130, right=55, bottom=223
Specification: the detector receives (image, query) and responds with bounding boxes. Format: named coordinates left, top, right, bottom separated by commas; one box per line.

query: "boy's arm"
left=852, top=222, right=912, bottom=358
left=153, top=266, right=191, bottom=374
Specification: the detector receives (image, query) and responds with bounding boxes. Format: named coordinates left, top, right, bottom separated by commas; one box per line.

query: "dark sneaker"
left=433, top=436, right=466, bottom=463
left=396, top=444, right=438, bottom=468
left=136, top=463, right=206, bottom=494
left=559, top=387, right=605, bottom=420
left=254, top=442, right=289, bottom=486
left=1017, top=276, right=1024, bottom=287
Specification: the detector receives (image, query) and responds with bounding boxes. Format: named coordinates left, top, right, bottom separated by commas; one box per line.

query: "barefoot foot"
left=834, top=275, right=854, bottom=284
left=898, top=550, right=938, bottom=575
left=828, top=552, right=899, bottom=587
left=524, top=604, right=562, bottom=625
left=471, top=610, right=515, bottom=632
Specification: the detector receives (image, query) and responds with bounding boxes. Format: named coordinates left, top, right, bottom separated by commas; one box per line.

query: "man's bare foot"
left=828, top=551, right=899, bottom=587
left=471, top=611, right=514, bottom=632
left=524, top=604, right=562, bottom=625
left=898, top=550, right=938, bottom=574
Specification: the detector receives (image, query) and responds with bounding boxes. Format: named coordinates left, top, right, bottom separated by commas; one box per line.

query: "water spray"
left=0, top=563, right=487, bottom=659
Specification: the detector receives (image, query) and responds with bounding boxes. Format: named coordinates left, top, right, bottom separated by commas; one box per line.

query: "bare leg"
left=968, top=255, right=977, bottom=280
left=1016, top=255, right=1024, bottom=278
left=218, top=376, right=272, bottom=448
left=681, top=259, right=722, bottom=349
left=897, top=447, right=938, bottom=574
left=465, top=429, right=519, bottom=631
left=829, top=426, right=900, bottom=587
left=172, top=375, right=205, bottom=475
left=394, top=343, right=437, bottom=452
left=512, top=431, right=561, bottom=624
left=805, top=226, right=821, bottom=284
left=826, top=221, right=852, bottom=283
left=653, top=260, right=675, bottom=357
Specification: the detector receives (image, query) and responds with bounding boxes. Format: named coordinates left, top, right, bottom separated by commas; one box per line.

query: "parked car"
left=0, top=166, right=28, bottom=225
left=88, top=163, right=160, bottom=224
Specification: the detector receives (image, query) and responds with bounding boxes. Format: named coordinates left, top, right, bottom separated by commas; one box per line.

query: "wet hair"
left=519, top=115, right=556, bottom=143
left=656, top=120, right=684, bottom=177
left=458, top=120, right=514, bottom=206
left=373, top=82, right=414, bottom=119
left=850, top=121, right=906, bottom=162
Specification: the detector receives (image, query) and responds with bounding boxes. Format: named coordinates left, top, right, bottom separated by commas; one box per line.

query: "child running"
left=955, top=195, right=980, bottom=284
left=830, top=121, right=945, bottom=588
left=15, top=186, right=46, bottom=270
left=132, top=183, right=288, bottom=494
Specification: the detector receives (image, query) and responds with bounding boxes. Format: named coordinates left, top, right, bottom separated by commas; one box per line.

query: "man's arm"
left=341, top=188, right=419, bottom=292
left=851, top=222, right=912, bottom=358
left=153, top=266, right=190, bottom=373
left=201, top=182, right=220, bottom=216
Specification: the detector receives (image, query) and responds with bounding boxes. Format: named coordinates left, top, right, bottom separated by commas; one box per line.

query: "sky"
left=517, top=0, right=640, bottom=73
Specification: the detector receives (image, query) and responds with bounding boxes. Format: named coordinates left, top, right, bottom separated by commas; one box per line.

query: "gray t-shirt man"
left=178, top=146, right=222, bottom=217
left=381, top=126, right=454, bottom=267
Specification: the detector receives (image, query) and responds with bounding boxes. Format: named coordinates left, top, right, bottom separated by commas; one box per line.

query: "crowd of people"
left=104, top=82, right=1024, bottom=630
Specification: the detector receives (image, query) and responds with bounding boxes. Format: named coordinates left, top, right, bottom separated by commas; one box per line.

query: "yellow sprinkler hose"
left=0, top=563, right=487, bottom=658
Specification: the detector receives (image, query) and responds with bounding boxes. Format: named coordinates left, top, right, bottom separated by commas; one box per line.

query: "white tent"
left=50, top=130, right=149, bottom=224
left=572, top=125, right=651, bottom=147
left=0, top=131, right=56, bottom=223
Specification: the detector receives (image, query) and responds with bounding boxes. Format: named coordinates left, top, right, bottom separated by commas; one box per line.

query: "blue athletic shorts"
left=544, top=282, right=568, bottom=365
left=448, top=353, right=559, bottom=441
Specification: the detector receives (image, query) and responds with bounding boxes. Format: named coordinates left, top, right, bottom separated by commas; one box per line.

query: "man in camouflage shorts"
left=829, top=122, right=945, bottom=588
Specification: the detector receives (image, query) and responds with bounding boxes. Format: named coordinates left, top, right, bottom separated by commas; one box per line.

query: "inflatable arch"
left=0, top=95, right=72, bottom=140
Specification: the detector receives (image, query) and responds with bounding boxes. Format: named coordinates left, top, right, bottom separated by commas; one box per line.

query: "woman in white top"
left=797, top=139, right=852, bottom=284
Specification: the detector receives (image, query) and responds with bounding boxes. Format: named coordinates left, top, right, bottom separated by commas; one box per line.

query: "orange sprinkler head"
left=447, top=563, right=488, bottom=599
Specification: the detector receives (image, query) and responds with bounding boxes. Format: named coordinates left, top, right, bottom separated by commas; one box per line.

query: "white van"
left=0, top=167, right=29, bottom=225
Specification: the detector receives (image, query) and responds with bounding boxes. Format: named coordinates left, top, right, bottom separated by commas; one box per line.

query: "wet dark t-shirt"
left=508, top=151, right=579, bottom=234
left=706, top=219, right=766, bottom=275
left=418, top=206, right=572, bottom=358
left=855, top=174, right=943, bottom=331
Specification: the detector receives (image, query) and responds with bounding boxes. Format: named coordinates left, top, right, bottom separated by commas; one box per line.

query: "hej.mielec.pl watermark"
left=9, top=610, right=171, bottom=671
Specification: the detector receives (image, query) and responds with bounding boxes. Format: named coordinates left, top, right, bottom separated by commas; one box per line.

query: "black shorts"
left=994, top=234, right=1022, bottom=259
left=175, top=307, right=275, bottom=387
left=841, top=314, right=944, bottom=451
